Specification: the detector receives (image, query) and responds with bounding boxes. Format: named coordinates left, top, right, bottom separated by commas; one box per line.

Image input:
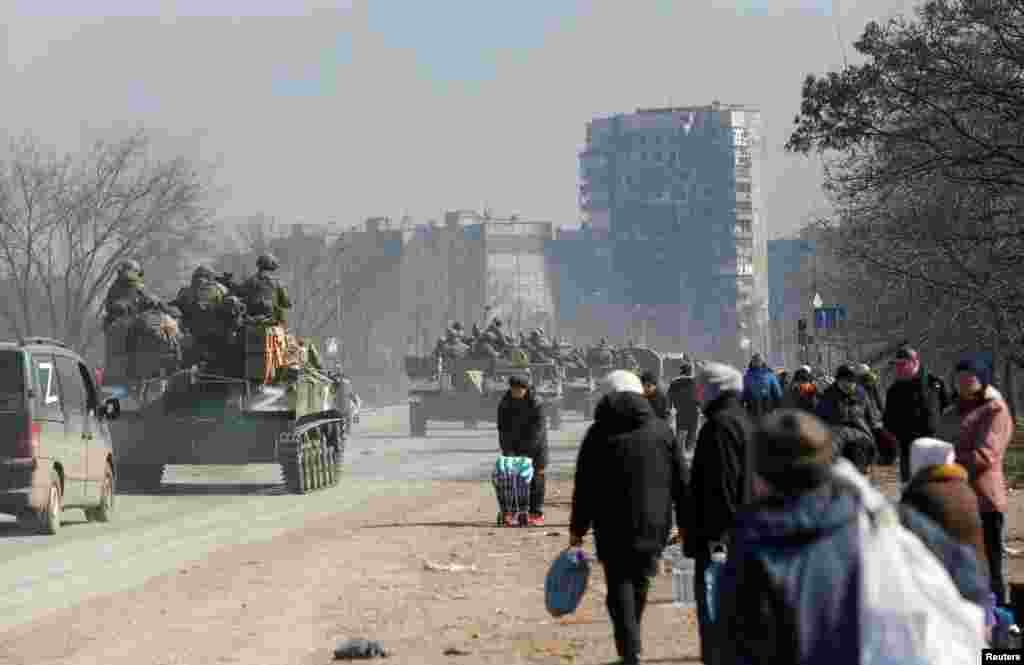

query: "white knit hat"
left=909, top=438, right=956, bottom=480
left=602, top=370, right=645, bottom=395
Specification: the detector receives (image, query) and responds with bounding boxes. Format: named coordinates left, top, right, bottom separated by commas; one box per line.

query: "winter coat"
left=882, top=369, right=944, bottom=444
left=742, top=366, right=783, bottom=419
left=719, top=474, right=990, bottom=665
left=667, top=375, right=700, bottom=424
left=782, top=381, right=818, bottom=413
left=569, top=392, right=686, bottom=564
left=936, top=386, right=1014, bottom=514
left=900, top=463, right=990, bottom=592
left=645, top=386, right=671, bottom=421
left=717, top=479, right=862, bottom=665
left=682, top=393, right=756, bottom=558
left=816, top=383, right=880, bottom=450
left=497, top=389, right=546, bottom=456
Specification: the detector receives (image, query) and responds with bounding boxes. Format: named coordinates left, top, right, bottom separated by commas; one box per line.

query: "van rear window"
left=0, top=351, right=26, bottom=411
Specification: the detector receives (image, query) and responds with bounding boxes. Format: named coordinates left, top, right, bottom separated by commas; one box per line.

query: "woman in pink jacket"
left=938, top=356, right=1014, bottom=606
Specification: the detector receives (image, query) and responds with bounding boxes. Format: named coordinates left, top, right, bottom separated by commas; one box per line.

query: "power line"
left=834, top=0, right=849, bottom=68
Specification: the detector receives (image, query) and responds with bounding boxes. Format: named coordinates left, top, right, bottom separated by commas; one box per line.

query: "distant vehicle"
left=0, top=337, right=121, bottom=534
left=404, top=353, right=563, bottom=436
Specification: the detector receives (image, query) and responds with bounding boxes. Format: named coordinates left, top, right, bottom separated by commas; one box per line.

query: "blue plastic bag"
left=545, top=548, right=591, bottom=617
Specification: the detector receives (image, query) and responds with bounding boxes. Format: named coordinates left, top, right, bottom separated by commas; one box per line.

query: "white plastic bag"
left=831, top=459, right=987, bottom=665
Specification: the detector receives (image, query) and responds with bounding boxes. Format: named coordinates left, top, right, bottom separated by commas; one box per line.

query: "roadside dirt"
left=3, top=465, right=1024, bottom=665
left=0, top=478, right=701, bottom=665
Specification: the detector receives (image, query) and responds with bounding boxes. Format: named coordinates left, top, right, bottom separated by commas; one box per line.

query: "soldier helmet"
left=493, top=318, right=503, bottom=328
left=117, top=259, right=142, bottom=276
left=192, top=265, right=214, bottom=280
left=452, top=322, right=464, bottom=332
left=256, top=253, right=280, bottom=271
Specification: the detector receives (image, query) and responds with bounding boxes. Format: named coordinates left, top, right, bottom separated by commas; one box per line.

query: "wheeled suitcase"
left=492, top=456, right=534, bottom=527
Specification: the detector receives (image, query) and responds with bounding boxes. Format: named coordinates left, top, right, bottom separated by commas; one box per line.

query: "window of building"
left=641, top=152, right=648, bottom=161
left=655, top=151, right=662, bottom=161
left=736, top=182, right=751, bottom=193
left=655, top=135, right=663, bottom=145
left=639, top=135, right=647, bottom=145
left=704, top=207, right=714, bottom=217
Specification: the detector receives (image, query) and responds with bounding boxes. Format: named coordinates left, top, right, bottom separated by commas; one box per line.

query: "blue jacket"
left=717, top=479, right=862, bottom=665
left=742, top=367, right=782, bottom=417
left=717, top=477, right=990, bottom=665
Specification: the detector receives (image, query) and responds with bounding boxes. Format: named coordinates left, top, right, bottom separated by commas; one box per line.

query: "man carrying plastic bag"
left=717, top=409, right=987, bottom=665
left=567, top=370, right=687, bottom=665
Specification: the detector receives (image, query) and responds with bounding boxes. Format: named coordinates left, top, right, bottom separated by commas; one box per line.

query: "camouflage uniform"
left=103, top=260, right=165, bottom=326
left=241, top=254, right=292, bottom=325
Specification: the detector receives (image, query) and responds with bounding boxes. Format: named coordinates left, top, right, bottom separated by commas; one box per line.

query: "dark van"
left=0, top=337, right=120, bottom=534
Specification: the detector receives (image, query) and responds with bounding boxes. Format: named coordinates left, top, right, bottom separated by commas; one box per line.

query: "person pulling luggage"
left=497, top=374, right=549, bottom=527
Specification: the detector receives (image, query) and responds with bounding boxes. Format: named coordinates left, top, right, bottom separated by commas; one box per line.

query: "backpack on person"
left=831, top=459, right=988, bottom=663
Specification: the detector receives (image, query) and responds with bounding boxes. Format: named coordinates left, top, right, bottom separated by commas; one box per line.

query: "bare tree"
left=0, top=129, right=213, bottom=356
left=216, top=216, right=349, bottom=342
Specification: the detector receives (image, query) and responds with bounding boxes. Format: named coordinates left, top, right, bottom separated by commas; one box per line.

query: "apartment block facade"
left=577, top=102, right=771, bottom=364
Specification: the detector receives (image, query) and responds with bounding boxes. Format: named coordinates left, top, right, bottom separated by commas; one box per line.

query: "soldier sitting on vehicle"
left=240, top=253, right=292, bottom=325
left=171, top=266, right=231, bottom=360
left=440, top=330, right=470, bottom=360
left=586, top=338, right=615, bottom=367
left=103, top=259, right=167, bottom=327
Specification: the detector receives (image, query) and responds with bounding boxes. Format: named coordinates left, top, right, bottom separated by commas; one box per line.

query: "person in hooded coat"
left=815, top=364, right=882, bottom=475
left=742, top=353, right=782, bottom=420
left=497, top=374, right=548, bottom=527
left=937, top=355, right=1014, bottom=607
left=569, top=370, right=686, bottom=665
left=898, top=438, right=992, bottom=616
left=783, top=366, right=819, bottom=413
left=683, top=361, right=756, bottom=663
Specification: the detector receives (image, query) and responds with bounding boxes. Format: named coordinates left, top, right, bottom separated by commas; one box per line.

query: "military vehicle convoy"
left=404, top=352, right=564, bottom=437
left=102, top=273, right=351, bottom=495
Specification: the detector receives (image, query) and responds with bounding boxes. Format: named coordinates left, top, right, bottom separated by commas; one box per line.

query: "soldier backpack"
left=245, top=275, right=276, bottom=317
left=194, top=279, right=225, bottom=311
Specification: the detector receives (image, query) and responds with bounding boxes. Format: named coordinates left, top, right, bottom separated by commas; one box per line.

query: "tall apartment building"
left=578, top=102, right=770, bottom=363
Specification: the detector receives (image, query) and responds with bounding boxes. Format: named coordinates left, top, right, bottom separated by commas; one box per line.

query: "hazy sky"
left=1, top=0, right=919, bottom=237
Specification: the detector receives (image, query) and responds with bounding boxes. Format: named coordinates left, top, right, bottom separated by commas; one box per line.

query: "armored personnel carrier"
left=104, top=320, right=350, bottom=494
left=404, top=352, right=563, bottom=436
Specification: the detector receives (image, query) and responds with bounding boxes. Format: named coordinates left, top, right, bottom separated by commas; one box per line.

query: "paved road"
left=0, top=405, right=593, bottom=633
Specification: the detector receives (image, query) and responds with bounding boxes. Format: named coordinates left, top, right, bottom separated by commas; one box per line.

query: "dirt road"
left=0, top=406, right=610, bottom=657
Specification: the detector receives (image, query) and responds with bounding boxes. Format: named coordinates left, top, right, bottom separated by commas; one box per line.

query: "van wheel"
left=39, top=470, right=62, bottom=535
left=85, top=464, right=114, bottom=523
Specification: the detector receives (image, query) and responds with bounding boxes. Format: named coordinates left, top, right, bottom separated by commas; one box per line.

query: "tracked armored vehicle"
left=105, top=321, right=350, bottom=494
left=404, top=352, right=563, bottom=436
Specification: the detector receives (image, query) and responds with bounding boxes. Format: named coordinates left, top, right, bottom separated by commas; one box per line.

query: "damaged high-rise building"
left=576, top=102, right=771, bottom=364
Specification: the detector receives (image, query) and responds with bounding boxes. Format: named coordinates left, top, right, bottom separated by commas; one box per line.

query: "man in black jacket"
left=569, top=370, right=687, bottom=665
left=640, top=370, right=671, bottom=421
left=683, top=361, right=756, bottom=665
left=883, top=346, right=947, bottom=483
left=668, top=361, right=701, bottom=452
left=497, top=374, right=548, bottom=526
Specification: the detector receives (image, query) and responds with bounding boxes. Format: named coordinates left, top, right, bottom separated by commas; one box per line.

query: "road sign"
left=813, top=306, right=847, bottom=330
left=812, top=293, right=823, bottom=308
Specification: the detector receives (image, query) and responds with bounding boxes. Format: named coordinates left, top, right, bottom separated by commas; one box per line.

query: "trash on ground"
left=334, top=638, right=389, bottom=660
left=423, top=559, right=478, bottom=573
left=443, top=647, right=472, bottom=656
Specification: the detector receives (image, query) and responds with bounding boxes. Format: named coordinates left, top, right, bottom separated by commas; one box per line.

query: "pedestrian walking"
left=568, top=370, right=686, bottom=665
left=937, top=355, right=1013, bottom=606
left=639, top=370, right=670, bottom=421
left=783, top=365, right=818, bottom=413
left=718, top=411, right=988, bottom=665
left=682, top=361, right=755, bottom=664
left=898, top=438, right=992, bottom=614
left=741, top=353, right=782, bottom=420
left=882, top=346, right=946, bottom=483
left=815, top=364, right=882, bottom=475
left=497, top=374, right=549, bottom=527
left=667, top=361, right=701, bottom=453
